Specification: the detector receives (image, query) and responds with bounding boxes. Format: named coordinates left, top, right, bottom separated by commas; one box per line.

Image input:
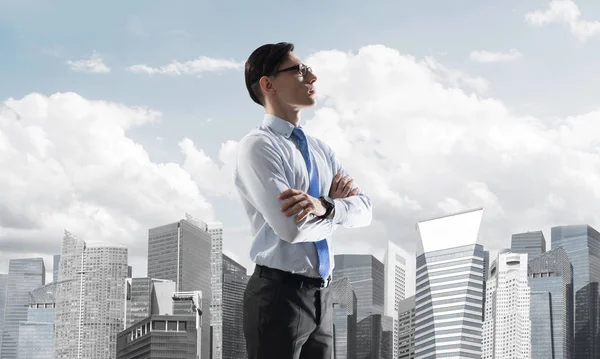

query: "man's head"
left=245, top=42, right=317, bottom=111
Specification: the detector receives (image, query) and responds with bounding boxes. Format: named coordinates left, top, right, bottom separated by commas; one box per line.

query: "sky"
left=1, top=0, right=600, bottom=280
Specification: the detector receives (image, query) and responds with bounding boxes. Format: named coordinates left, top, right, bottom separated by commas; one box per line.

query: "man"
left=235, top=42, right=373, bottom=359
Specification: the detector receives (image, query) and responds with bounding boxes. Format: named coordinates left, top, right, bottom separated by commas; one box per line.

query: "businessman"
left=235, top=42, right=373, bottom=359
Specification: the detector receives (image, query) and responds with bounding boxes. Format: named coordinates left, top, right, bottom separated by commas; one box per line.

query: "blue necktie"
left=291, top=127, right=330, bottom=279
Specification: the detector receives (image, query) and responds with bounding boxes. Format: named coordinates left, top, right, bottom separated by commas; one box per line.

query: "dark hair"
left=245, top=42, right=295, bottom=106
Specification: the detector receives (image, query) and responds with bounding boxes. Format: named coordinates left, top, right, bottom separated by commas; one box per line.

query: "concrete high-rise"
left=207, top=222, right=224, bottom=359
left=511, top=231, right=546, bottom=261
left=333, top=254, right=384, bottom=321
left=332, top=277, right=357, bottom=359
left=124, top=278, right=176, bottom=329
left=482, top=252, right=531, bottom=359
left=551, top=224, right=600, bottom=359
left=54, top=230, right=128, bottom=359
left=222, top=255, right=248, bottom=359
left=383, top=241, right=414, bottom=359
left=18, top=282, right=57, bottom=359
left=0, top=258, right=45, bottom=359
left=53, top=254, right=61, bottom=283
left=147, top=214, right=212, bottom=359
left=415, top=208, right=486, bottom=359
left=528, top=247, right=574, bottom=359
left=0, top=273, right=8, bottom=352
left=397, top=296, right=415, bottom=359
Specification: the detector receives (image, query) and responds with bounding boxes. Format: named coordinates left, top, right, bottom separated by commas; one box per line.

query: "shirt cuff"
left=332, top=198, right=348, bottom=226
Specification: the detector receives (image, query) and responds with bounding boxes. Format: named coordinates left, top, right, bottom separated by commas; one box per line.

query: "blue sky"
left=1, top=0, right=600, bottom=277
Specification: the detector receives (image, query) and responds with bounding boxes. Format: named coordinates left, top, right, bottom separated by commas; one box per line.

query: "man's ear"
left=259, top=76, right=276, bottom=97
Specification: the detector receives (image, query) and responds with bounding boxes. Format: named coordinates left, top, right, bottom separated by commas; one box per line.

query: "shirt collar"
left=263, top=114, right=297, bottom=139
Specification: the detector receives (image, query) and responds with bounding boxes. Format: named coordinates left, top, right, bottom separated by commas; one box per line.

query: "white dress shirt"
left=234, top=114, right=373, bottom=278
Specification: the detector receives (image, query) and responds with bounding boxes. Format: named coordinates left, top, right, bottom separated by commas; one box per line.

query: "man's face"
left=269, top=52, right=317, bottom=109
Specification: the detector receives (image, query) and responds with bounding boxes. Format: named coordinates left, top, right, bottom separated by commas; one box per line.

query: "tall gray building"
left=0, top=258, right=45, bottom=359
left=0, top=273, right=8, bottom=352
left=397, top=296, right=415, bottom=359
left=551, top=224, right=600, bottom=359
left=511, top=231, right=546, bottom=261
left=124, top=278, right=176, bottom=329
left=528, top=247, right=574, bottom=359
left=333, top=254, right=385, bottom=321
left=207, top=222, right=224, bottom=359
left=415, top=209, right=485, bottom=359
left=147, top=214, right=213, bottom=359
left=222, top=255, right=248, bottom=359
left=54, top=230, right=128, bottom=359
left=332, top=277, right=357, bottom=359
left=18, top=282, right=57, bottom=359
left=53, top=254, right=61, bottom=283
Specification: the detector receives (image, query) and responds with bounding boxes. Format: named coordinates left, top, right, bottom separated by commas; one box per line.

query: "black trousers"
left=243, top=265, right=333, bottom=359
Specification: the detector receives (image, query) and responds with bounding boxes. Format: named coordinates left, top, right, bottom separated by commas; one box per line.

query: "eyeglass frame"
left=276, top=63, right=313, bottom=77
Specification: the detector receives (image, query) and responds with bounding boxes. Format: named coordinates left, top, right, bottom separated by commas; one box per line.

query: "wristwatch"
left=318, top=196, right=335, bottom=219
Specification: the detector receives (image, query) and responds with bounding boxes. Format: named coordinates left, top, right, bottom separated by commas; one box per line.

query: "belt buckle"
left=320, top=275, right=331, bottom=289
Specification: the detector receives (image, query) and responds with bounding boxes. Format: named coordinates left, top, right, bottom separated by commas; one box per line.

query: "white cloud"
left=470, top=49, right=522, bottom=63
left=0, top=92, right=219, bottom=276
left=303, top=44, right=600, bottom=258
left=179, top=138, right=238, bottom=199
left=66, top=51, right=111, bottom=73
left=525, top=0, right=600, bottom=42
left=128, top=57, right=243, bottom=76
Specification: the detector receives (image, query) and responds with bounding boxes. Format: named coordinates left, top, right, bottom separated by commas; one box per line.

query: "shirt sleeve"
left=235, top=135, right=336, bottom=243
left=324, top=143, right=373, bottom=228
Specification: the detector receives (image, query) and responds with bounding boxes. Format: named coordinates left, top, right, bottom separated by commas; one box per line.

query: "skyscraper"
left=207, top=222, right=224, bottom=359
left=397, top=296, right=415, bottom=359
left=0, top=273, right=8, bottom=352
left=124, top=278, right=176, bottom=329
left=383, top=241, right=414, bottom=359
left=147, top=214, right=212, bottom=359
left=0, top=258, right=45, bottom=359
left=332, top=277, right=357, bottom=359
left=333, top=254, right=385, bottom=321
left=222, top=255, right=248, bottom=359
left=18, top=282, right=57, bottom=359
left=528, top=247, right=574, bottom=359
left=482, top=252, right=531, bottom=359
left=415, top=208, right=485, bottom=359
left=551, top=224, right=600, bottom=359
left=54, top=230, right=128, bottom=359
left=53, top=254, right=61, bottom=283
left=511, top=231, right=546, bottom=261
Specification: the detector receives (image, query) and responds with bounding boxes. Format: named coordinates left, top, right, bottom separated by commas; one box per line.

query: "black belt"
left=254, top=265, right=331, bottom=289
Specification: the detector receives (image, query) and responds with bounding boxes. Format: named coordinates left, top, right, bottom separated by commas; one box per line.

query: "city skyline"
left=2, top=0, right=600, bottom=282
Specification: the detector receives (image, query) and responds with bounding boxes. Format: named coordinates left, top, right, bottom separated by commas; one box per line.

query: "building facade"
left=0, top=258, right=45, bottom=359
left=332, top=277, right=357, bottom=359
left=415, top=208, right=485, bottom=359
left=397, top=296, right=415, bottom=359
left=528, top=247, right=574, bottom=359
left=124, top=278, right=176, bottom=329
left=551, top=224, right=600, bottom=359
left=222, top=255, right=249, bottom=359
left=54, top=230, right=128, bottom=359
left=511, top=231, right=546, bottom=261
left=383, top=241, right=415, bottom=359
left=18, top=282, right=57, bottom=359
left=482, top=252, right=530, bottom=359
left=147, top=214, right=213, bottom=359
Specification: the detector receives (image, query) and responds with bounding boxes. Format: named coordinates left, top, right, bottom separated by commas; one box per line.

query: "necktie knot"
left=292, top=127, right=307, bottom=143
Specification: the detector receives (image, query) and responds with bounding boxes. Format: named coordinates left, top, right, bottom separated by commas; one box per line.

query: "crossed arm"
left=236, top=135, right=373, bottom=244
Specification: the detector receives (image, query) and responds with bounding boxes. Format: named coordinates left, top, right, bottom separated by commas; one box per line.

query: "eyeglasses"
left=276, top=63, right=312, bottom=77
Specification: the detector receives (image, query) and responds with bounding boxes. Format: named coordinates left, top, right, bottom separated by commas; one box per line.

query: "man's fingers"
left=332, top=174, right=342, bottom=192
left=280, top=194, right=304, bottom=212
left=350, top=188, right=360, bottom=196
left=284, top=200, right=310, bottom=217
left=278, top=188, right=301, bottom=200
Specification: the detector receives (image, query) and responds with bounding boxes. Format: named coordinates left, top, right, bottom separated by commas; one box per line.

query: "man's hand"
left=279, top=189, right=326, bottom=223
left=329, top=174, right=360, bottom=199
